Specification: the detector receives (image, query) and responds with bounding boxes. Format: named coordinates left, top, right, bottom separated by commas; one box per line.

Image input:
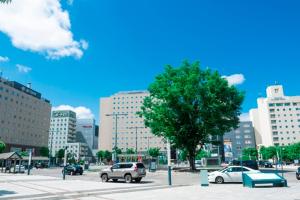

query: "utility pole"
left=27, top=149, right=32, bottom=175
left=106, top=113, right=128, bottom=162
left=128, top=126, right=144, bottom=154
left=63, top=146, right=68, bottom=180
left=167, top=140, right=172, bottom=186
left=48, top=130, right=55, bottom=168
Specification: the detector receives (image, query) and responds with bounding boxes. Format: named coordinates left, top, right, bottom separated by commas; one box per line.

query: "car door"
left=110, top=164, right=121, bottom=178
left=222, top=167, right=234, bottom=182
left=227, top=167, right=242, bottom=182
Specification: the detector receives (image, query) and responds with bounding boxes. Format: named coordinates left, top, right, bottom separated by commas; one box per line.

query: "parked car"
left=62, top=164, right=83, bottom=175
left=195, top=160, right=202, bottom=168
left=10, top=165, right=25, bottom=173
left=208, top=166, right=259, bottom=184
left=100, top=162, right=146, bottom=183
left=230, top=160, right=259, bottom=170
left=296, top=167, right=300, bottom=180
left=35, top=162, right=48, bottom=169
left=264, top=161, right=273, bottom=168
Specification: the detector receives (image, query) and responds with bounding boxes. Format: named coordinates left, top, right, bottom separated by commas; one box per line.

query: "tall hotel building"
left=49, top=110, right=88, bottom=160
left=99, top=91, right=167, bottom=153
left=250, top=85, right=300, bottom=147
left=0, top=77, right=51, bottom=155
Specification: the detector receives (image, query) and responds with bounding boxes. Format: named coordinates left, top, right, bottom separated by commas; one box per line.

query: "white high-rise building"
left=250, top=85, right=300, bottom=147
left=49, top=110, right=88, bottom=160
left=99, top=91, right=167, bottom=153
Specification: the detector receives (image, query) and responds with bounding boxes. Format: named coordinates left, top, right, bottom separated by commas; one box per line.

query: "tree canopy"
left=148, top=147, right=160, bottom=158
left=126, top=148, right=135, bottom=154
left=40, top=147, right=49, bottom=157
left=242, top=148, right=258, bottom=160
left=0, top=140, right=5, bottom=153
left=139, top=61, right=244, bottom=170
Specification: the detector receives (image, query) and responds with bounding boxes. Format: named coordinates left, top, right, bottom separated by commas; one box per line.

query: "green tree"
left=126, top=148, right=135, bottom=154
left=20, top=151, right=29, bottom=157
left=148, top=147, right=160, bottom=158
left=242, top=148, right=258, bottom=160
left=178, top=149, right=188, bottom=161
left=103, top=150, right=112, bottom=162
left=40, top=147, right=49, bottom=157
left=56, top=149, right=65, bottom=159
left=285, top=143, right=300, bottom=161
left=0, top=140, right=5, bottom=153
left=113, top=147, right=122, bottom=155
left=96, top=150, right=105, bottom=162
left=195, top=149, right=209, bottom=160
left=138, top=61, right=244, bottom=170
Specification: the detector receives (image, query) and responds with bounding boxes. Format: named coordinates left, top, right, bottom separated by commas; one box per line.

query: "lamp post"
left=63, top=146, right=68, bottom=180
left=128, top=126, right=144, bottom=154
left=106, top=113, right=128, bottom=162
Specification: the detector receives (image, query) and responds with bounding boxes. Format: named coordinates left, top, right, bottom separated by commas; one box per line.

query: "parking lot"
left=30, top=165, right=299, bottom=186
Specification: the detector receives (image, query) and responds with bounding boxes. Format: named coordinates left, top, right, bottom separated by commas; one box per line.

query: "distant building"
left=49, top=110, right=88, bottom=160
left=0, top=77, right=51, bottom=155
left=99, top=91, right=166, bottom=153
left=250, top=85, right=300, bottom=147
left=76, top=118, right=98, bottom=160
left=223, top=121, right=256, bottom=162
left=94, top=125, right=99, bottom=149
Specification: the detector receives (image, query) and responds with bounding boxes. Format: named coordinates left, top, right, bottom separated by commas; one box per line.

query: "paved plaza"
left=0, top=167, right=299, bottom=200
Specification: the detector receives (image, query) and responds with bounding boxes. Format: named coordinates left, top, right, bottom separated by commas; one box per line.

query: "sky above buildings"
left=0, top=0, right=300, bottom=122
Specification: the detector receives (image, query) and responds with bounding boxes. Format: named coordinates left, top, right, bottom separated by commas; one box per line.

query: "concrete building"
left=99, top=91, right=166, bottom=153
left=49, top=110, right=88, bottom=160
left=76, top=118, right=98, bottom=160
left=223, top=121, right=256, bottom=162
left=0, top=77, right=51, bottom=155
left=250, top=85, right=300, bottom=147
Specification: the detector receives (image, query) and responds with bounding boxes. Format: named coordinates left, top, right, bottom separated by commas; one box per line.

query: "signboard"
left=224, top=140, right=233, bottom=158
left=52, top=110, right=76, bottom=118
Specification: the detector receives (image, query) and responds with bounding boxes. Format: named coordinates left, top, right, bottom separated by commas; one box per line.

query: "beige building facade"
left=250, top=85, right=300, bottom=147
left=99, top=91, right=167, bottom=153
left=0, top=77, right=51, bottom=155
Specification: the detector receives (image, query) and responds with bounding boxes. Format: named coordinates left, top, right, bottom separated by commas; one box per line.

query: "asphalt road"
left=30, top=166, right=299, bottom=186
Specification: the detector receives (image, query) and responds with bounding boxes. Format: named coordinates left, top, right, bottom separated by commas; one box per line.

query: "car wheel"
left=80, top=172, right=83, bottom=175
left=135, top=178, right=142, bottom=183
left=124, top=174, right=132, bottom=183
left=215, top=176, right=224, bottom=184
left=101, top=174, right=109, bottom=182
left=112, top=179, right=118, bottom=182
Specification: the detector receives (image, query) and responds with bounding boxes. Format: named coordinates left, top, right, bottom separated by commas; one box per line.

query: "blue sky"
left=0, top=0, right=300, bottom=122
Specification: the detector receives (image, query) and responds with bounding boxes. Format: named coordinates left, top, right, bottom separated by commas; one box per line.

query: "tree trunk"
left=188, top=150, right=196, bottom=171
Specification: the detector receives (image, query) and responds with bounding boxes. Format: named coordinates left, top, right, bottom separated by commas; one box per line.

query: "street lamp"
left=128, top=126, right=144, bottom=154
left=106, top=113, right=128, bottom=162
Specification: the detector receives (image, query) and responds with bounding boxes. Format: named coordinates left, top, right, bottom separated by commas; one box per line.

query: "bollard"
left=200, top=170, right=209, bottom=187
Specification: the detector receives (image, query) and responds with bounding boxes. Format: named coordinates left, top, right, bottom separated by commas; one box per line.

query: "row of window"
left=269, top=102, right=300, bottom=107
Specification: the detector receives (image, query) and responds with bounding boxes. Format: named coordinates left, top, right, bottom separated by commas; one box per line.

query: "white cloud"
left=0, top=56, right=9, bottom=62
left=0, top=0, right=87, bottom=59
left=222, top=74, right=245, bottom=86
left=16, top=64, right=32, bottom=73
left=53, top=105, right=95, bottom=119
left=239, top=113, right=250, bottom=122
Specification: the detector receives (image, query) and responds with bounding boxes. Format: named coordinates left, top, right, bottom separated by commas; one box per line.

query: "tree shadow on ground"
left=0, top=190, right=16, bottom=196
